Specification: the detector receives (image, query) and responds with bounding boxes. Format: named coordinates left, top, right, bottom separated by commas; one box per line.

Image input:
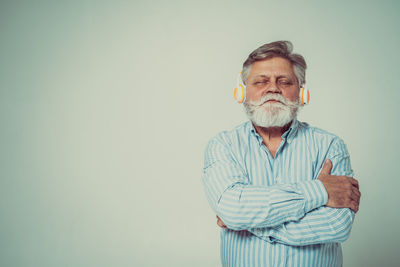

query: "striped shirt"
left=202, top=119, right=355, bottom=267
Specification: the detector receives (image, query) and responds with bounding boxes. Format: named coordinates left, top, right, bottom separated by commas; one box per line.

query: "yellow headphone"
left=233, top=72, right=310, bottom=106
left=233, top=72, right=246, bottom=104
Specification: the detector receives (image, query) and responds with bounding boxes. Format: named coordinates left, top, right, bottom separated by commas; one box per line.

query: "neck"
left=253, top=121, right=292, bottom=144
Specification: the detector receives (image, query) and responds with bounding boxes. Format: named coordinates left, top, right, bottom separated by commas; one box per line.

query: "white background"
left=1, top=1, right=399, bottom=266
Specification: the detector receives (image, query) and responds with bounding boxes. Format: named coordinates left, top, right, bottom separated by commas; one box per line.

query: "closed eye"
left=278, top=79, right=293, bottom=86
left=254, top=80, right=268, bottom=85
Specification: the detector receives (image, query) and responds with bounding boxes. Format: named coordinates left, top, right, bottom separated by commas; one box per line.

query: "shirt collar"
left=283, top=119, right=299, bottom=143
left=249, top=118, right=299, bottom=144
left=249, top=122, right=264, bottom=145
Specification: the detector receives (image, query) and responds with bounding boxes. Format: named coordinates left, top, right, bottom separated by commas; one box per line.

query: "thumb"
left=320, top=159, right=332, bottom=175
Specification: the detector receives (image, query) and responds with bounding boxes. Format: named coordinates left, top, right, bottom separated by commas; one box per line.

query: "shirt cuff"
left=297, top=180, right=328, bottom=213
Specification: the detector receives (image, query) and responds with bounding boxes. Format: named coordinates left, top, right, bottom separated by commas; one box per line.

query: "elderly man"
left=202, top=41, right=360, bottom=267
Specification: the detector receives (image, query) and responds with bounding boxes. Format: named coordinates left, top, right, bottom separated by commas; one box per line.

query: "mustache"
left=246, top=93, right=298, bottom=107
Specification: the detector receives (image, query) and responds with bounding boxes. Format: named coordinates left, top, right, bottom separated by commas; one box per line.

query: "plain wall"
left=1, top=0, right=399, bottom=266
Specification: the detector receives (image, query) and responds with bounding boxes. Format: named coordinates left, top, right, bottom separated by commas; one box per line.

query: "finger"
left=352, top=187, right=361, bottom=199
left=350, top=188, right=361, bottom=204
left=320, top=159, right=332, bottom=175
left=350, top=201, right=359, bottom=213
left=351, top=206, right=359, bottom=213
left=217, top=220, right=227, bottom=228
left=350, top=185, right=360, bottom=197
left=217, top=216, right=227, bottom=228
left=353, top=202, right=359, bottom=213
left=348, top=178, right=359, bottom=189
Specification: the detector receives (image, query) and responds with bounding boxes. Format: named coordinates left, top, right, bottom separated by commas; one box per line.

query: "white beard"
left=243, top=93, right=300, bottom=128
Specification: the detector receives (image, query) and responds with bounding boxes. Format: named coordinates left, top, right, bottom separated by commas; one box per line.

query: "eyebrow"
left=254, top=75, right=268, bottom=79
left=253, top=74, right=293, bottom=79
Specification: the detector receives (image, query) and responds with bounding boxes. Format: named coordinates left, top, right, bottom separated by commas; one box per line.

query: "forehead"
left=249, top=57, right=295, bottom=78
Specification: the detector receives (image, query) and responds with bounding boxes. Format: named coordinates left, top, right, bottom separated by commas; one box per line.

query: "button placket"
left=273, top=156, right=281, bottom=184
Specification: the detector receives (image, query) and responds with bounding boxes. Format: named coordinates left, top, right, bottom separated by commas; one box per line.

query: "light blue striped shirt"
left=202, top=119, right=355, bottom=267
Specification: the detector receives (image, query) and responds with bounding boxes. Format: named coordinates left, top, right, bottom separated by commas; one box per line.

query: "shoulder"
left=298, top=121, right=342, bottom=141
left=207, top=121, right=251, bottom=147
left=297, top=121, right=349, bottom=155
left=203, top=121, right=251, bottom=163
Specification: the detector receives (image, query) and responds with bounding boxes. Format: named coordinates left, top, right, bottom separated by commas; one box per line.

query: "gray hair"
left=241, top=41, right=307, bottom=88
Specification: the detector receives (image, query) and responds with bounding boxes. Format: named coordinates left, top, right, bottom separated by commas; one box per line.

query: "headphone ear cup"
left=300, top=87, right=310, bottom=106
left=234, top=72, right=246, bottom=104
left=234, top=84, right=245, bottom=104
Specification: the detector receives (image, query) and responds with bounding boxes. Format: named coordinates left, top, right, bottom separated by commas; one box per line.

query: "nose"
left=266, top=81, right=282, bottom=94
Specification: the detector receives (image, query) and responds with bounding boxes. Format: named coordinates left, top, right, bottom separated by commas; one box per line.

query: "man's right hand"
left=317, top=159, right=361, bottom=213
left=216, top=215, right=227, bottom=229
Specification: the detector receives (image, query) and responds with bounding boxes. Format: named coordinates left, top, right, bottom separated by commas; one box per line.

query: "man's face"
left=246, top=57, right=299, bottom=103
left=243, top=57, right=300, bottom=128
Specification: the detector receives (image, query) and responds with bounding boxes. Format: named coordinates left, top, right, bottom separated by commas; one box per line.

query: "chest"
left=240, top=141, right=320, bottom=186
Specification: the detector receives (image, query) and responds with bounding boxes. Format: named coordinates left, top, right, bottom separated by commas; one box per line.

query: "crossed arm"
left=202, top=138, right=361, bottom=246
